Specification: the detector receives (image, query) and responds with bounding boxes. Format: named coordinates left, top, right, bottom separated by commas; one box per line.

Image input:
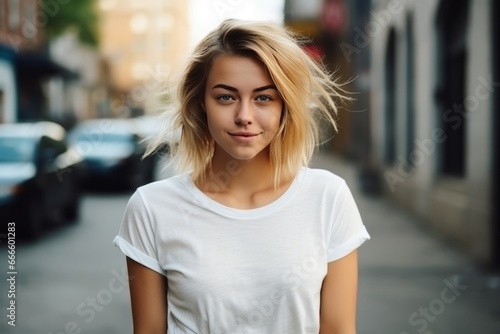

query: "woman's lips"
left=228, top=132, right=260, bottom=142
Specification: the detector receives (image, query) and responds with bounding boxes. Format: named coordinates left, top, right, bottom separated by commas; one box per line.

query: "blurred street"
left=0, top=152, right=499, bottom=334
left=0, top=0, right=498, bottom=333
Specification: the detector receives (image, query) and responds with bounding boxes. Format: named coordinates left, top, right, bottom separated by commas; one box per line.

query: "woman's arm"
left=319, top=249, right=359, bottom=334
left=126, top=257, right=168, bottom=334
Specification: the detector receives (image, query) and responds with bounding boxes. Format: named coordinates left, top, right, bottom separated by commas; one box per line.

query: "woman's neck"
left=205, top=149, right=274, bottom=193
left=195, top=148, right=293, bottom=209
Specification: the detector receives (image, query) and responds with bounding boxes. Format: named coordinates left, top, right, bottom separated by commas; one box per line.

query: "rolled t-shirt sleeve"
left=326, top=180, right=370, bottom=262
left=113, top=190, right=165, bottom=276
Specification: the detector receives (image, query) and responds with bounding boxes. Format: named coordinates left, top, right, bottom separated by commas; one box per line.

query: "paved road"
left=0, top=192, right=136, bottom=334
left=0, top=153, right=499, bottom=334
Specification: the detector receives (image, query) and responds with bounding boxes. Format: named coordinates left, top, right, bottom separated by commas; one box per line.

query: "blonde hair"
left=148, top=19, right=348, bottom=187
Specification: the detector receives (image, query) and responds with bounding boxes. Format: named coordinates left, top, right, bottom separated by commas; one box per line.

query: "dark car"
left=0, top=122, right=83, bottom=239
left=68, top=118, right=153, bottom=190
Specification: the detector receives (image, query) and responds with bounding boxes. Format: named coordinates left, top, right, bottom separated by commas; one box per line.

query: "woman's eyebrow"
left=253, top=84, right=277, bottom=92
left=212, top=84, right=237, bottom=91
left=211, top=84, right=277, bottom=92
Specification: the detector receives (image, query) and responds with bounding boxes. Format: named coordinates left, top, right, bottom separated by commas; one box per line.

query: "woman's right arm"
left=126, top=256, right=168, bottom=334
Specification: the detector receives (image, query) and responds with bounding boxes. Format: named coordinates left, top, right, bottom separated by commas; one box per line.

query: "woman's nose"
left=234, top=101, right=253, bottom=125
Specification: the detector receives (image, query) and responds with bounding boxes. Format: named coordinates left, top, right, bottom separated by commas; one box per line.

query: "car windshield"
left=0, top=137, right=36, bottom=163
left=73, top=132, right=134, bottom=144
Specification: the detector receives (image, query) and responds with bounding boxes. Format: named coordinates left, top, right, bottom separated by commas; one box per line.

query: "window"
left=24, top=0, right=36, bottom=20
left=405, top=15, right=415, bottom=163
left=23, top=0, right=37, bottom=38
left=8, top=0, right=20, bottom=30
left=384, top=29, right=397, bottom=165
left=129, top=13, right=149, bottom=34
left=435, top=0, right=470, bottom=177
left=0, top=0, right=5, bottom=30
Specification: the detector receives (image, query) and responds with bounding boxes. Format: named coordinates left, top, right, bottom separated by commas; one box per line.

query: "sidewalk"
left=311, top=152, right=500, bottom=334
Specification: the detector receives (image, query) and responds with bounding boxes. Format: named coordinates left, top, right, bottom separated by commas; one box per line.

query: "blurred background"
left=0, top=0, right=499, bottom=333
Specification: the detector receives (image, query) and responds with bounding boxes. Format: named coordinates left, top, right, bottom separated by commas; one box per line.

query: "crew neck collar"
left=181, top=167, right=305, bottom=220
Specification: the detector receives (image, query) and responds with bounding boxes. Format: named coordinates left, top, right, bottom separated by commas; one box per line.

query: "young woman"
left=114, top=19, right=370, bottom=334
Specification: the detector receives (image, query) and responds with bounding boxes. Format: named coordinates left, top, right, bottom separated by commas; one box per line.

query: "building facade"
left=48, top=31, right=110, bottom=123
left=0, top=0, right=42, bottom=123
left=0, top=0, right=75, bottom=124
left=98, top=0, right=190, bottom=116
left=368, top=0, right=499, bottom=266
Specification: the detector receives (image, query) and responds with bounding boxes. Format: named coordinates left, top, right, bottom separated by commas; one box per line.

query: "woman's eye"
left=256, top=95, right=272, bottom=102
left=217, top=95, right=234, bottom=102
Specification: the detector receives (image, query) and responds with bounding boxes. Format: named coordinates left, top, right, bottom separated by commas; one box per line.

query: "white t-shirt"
left=113, top=167, right=370, bottom=334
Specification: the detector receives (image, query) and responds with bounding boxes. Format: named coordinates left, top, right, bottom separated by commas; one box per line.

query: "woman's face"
left=203, top=55, right=283, bottom=162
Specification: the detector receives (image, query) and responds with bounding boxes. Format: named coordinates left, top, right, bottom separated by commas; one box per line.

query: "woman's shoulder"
left=138, top=173, right=183, bottom=190
left=123, top=174, right=192, bottom=216
left=301, top=167, right=346, bottom=187
left=133, top=174, right=189, bottom=202
left=299, top=167, right=351, bottom=199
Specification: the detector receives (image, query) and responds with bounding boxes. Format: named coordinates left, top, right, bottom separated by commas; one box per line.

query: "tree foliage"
left=42, top=0, right=99, bottom=47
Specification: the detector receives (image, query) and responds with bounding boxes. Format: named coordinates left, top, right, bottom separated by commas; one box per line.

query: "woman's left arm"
left=319, top=249, right=359, bottom=334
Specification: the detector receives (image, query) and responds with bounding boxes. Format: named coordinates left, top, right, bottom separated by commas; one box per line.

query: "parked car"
left=0, top=121, right=83, bottom=239
left=68, top=118, right=154, bottom=190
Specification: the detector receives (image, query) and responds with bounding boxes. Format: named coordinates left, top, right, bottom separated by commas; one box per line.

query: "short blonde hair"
left=148, top=19, right=348, bottom=186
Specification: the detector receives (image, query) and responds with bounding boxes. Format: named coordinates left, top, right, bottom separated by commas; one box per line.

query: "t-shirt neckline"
left=181, top=168, right=305, bottom=220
